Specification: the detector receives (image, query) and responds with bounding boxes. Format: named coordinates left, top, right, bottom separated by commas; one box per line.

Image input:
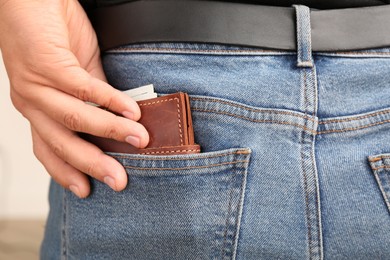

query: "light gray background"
left=0, top=53, right=49, bottom=219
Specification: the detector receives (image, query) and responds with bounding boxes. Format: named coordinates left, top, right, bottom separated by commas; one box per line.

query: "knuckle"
left=48, top=139, right=66, bottom=160
left=75, top=85, right=91, bottom=101
left=103, top=124, right=120, bottom=140
left=86, top=161, right=97, bottom=177
left=103, top=95, right=115, bottom=111
left=85, top=152, right=104, bottom=178
left=63, top=112, right=82, bottom=131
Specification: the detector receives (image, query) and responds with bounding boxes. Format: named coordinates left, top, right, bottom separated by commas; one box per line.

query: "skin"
left=0, top=0, right=149, bottom=198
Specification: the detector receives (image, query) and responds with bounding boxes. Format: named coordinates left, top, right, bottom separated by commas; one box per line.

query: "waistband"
left=88, top=1, right=390, bottom=52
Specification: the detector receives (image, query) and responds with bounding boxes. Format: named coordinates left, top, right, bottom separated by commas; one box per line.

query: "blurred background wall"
left=0, top=52, right=50, bottom=220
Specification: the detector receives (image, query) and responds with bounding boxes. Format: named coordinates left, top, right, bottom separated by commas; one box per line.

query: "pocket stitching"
left=369, top=156, right=390, bottom=213
left=111, top=149, right=250, bottom=161
left=123, top=159, right=249, bottom=171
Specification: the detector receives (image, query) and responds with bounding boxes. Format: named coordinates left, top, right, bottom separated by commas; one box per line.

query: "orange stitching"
left=193, top=108, right=317, bottom=134
left=138, top=97, right=177, bottom=106
left=319, top=109, right=390, bottom=124
left=191, top=97, right=316, bottom=122
left=369, top=157, right=383, bottom=162
left=176, top=98, right=183, bottom=145
left=139, top=149, right=201, bottom=155
left=235, top=150, right=251, bottom=155
left=369, top=155, right=390, bottom=162
left=123, top=160, right=249, bottom=171
left=371, top=165, right=390, bottom=171
left=318, top=119, right=390, bottom=134
left=377, top=156, right=390, bottom=160
left=111, top=150, right=250, bottom=161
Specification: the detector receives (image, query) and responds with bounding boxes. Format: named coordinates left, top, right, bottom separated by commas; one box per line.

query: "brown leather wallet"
left=82, top=92, right=201, bottom=155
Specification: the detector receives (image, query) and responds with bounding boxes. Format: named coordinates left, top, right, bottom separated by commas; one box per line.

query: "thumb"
left=66, top=0, right=107, bottom=82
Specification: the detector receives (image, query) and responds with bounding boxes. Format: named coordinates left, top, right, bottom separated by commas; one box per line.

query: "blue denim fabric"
left=41, top=6, right=390, bottom=260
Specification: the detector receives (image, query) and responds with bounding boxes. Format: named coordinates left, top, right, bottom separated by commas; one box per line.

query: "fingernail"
left=104, top=176, right=117, bottom=190
left=125, top=136, right=140, bottom=147
left=69, top=185, right=82, bottom=198
left=122, top=111, right=135, bottom=120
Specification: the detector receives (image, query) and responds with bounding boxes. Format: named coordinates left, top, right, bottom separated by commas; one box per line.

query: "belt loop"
left=294, top=5, right=313, bottom=68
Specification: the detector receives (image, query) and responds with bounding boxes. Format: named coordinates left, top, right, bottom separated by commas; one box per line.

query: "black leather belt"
left=89, top=1, right=390, bottom=52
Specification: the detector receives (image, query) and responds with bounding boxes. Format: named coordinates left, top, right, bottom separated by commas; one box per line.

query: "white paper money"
left=130, top=92, right=158, bottom=101
left=86, top=84, right=156, bottom=107
left=123, top=84, right=155, bottom=100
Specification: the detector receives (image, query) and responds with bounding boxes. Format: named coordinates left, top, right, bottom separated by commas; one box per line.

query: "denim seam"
left=369, top=156, right=390, bottom=161
left=221, top=172, right=236, bottom=259
left=371, top=165, right=390, bottom=170
left=61, top=189, right=67, bottom=260
left=232, top=159, right=249, bottom=260
left=305, top=66, right=324, bottom=259
left=317, top=119, right=390, bottom=134
left=313, top=65, right=323, bottom=257
left=318, top=109, right=390, bottom=124
left=302, top=67, right=314, bottom=260
left=192, top=96, right=390, bottom=133
left=193, top=108, right=317, bottom=134
left=312, top=139, right=323, bottom=260
left=194, top=104, right=390, bottom=135
left=139, top=97, right=183, bottom=145
left=369, top=160, right=390, bottom=212
left=299, top=64, right=323, bottom=260
left=303, top=69, right=308, bottom=115
left=312, top=68, right=317, bottom=119
left=222, top=162, right=249, bottom=260
left=123, top=160, right=249, bottom=170
left=113, top=150, right=250, bottom=161
left=311, top=66, right=323, bottom=260
left=300, top=134, right=313, bottom=260
left=191, top=97, right=316, bottom=122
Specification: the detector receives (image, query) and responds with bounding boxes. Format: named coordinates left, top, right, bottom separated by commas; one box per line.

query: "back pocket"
left=64, top=148, right=251, bottom=260
left=368, top=154, right=390, bottom=213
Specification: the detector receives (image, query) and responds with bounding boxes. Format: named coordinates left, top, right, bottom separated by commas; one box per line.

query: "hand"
left=0, top=0, right=149, bottom=198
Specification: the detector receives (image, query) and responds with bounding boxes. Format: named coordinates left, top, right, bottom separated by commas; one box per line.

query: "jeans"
left=41, top=6, right=390, bottom=260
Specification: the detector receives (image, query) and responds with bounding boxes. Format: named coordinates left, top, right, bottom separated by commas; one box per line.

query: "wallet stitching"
left=139, top=97, right=184, bottom=145
left=113, top=150, right=249, bottom=161
left=123, top=160, right=249, bottom=170
left=139, top=149, right=201, bottom=155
